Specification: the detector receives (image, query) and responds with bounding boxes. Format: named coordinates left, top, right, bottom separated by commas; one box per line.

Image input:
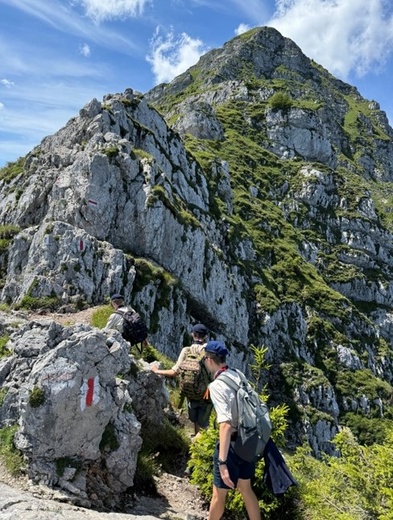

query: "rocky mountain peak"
left=0, top=26, right=393, bottom=493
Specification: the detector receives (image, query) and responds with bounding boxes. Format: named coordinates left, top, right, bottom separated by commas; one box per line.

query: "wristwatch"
left=218, top=458, right=227, bottom=465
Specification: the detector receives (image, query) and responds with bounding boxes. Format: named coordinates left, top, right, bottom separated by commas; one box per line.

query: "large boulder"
left=0, top=317, right=168, bottom=508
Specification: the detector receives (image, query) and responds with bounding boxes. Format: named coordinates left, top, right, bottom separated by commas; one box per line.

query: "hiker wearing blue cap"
left=151, top=323, right=213, bottom=437
left=203, top=341, right=261, bottom=520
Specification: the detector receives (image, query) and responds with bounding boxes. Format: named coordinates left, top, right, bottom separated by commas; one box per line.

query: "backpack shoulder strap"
left=115, top=306, right=135, bottom=315
left=219, top=369, right=251, bottom=391
left=217, top=370, right=241, bottom=392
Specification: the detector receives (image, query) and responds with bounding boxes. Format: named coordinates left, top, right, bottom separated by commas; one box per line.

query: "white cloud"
left=4, top=0, right=139, bottom=54
left=1, top=79, right=15, bottom=88
left=0, top=102, right=4, bottom=109
left=80, top=0, right=150, bottom=22
left=80, top=43, right=91, bottom=57
left=147, top=28, right=208, bottom=85
left=0, top=79, right=109, bottom=165
left=235, top=23, right=251, bottom=36
left=268, top=0, right=393, bottom=79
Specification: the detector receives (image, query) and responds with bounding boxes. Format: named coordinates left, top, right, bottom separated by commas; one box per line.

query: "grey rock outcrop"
left=0, top=316, right=167, bottom=509
left=0, top=481, right=161, bottom=520
left=0, top=25, right=393, bottom=469
left=0, top=89, right=249, bottom=346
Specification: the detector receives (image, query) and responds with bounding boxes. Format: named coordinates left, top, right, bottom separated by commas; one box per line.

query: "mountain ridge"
left=0, top=24, right=392, bottom=468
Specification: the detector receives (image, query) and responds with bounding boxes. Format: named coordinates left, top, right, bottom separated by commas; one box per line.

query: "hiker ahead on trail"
left=105, top=293, right=148, bottom=351
left=151, top=323, right=213, bottom=435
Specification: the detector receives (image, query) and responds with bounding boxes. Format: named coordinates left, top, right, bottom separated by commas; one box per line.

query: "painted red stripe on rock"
left=86, top=377, right=95, bottom=406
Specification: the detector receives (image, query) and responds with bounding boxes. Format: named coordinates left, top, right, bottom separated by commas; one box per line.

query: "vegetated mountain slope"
left=146, top=26, right=393, bottom=449
left=0, top=26, right=392, bottom=455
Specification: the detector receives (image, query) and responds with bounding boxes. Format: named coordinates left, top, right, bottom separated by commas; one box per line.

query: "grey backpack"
left=218, top=369, right=271, bottom=462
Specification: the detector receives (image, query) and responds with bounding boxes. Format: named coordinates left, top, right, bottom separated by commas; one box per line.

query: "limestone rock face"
left=0, top=89, right=249, bottom=345
left=1, top=221, right=136, bottom=306
left=0, top=316, right=167, bottom=508
left=1, top=26, right=393, bottom=465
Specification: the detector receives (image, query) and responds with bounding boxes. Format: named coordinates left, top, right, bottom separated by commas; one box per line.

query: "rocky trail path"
left=0, top=308, right=209, bottom=520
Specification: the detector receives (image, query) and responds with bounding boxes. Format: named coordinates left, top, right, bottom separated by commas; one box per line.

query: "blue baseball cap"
left=110, top=293, right=124, bottom=301
left=191, top=323, right=208, bottom=335
left=205, top=340, right=228, bottom=358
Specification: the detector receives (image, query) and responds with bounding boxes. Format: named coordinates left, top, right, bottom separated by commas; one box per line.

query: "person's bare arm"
left=218, top=421, right=235, bottom=489
left=151, top=366, right=177, bottom=377
left=151, top=346, right=189, bottom=376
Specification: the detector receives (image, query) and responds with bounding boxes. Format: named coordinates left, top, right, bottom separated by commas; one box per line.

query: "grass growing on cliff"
left=0, top=157, right=25, bottom=183
left=14, top=295, right=60, bottom=311
left=0, top=426, right=24, bottom=476
left=0, top=335, right=11, bottom=358
left=0, top=388, right=8, bottom=406
left=91, top=304, right=112, bottom=328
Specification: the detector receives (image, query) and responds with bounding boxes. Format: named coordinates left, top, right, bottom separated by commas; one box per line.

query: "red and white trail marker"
left=80, top=375, right=100, bottom=411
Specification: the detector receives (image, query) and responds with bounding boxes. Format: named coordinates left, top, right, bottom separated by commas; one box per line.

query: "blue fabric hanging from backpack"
left=263, top=438, right=298, bottom=496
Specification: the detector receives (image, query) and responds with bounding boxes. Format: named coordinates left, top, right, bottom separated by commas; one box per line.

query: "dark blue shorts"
left=188, top=399, right=213, bottom=429
left=213, top=443, right=256, bottom=489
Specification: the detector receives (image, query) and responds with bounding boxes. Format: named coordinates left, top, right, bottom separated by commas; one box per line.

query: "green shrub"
left=341, top=413, right=392, bottom=445
left=290, top=428, right=393, bottom=519
left=269, top=92, right=293, bottom=111
left=29, top=386, right=45, bottom=407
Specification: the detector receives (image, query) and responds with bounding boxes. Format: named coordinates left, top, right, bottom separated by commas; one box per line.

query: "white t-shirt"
left=208, top=368, right=241, bottom=429
left=104, top=305, right=135, bottom=333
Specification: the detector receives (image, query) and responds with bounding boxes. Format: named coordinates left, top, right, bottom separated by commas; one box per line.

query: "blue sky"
left=1, top=0, right=393, bottom=167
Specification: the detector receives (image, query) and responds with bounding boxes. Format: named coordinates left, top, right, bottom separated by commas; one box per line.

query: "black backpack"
left=116, top=310, right=148, bottom=350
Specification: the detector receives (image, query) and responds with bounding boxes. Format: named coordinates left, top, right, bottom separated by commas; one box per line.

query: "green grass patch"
left=91, top=304, right=112, bottom=329
left=0, top=157, right=25, bottom=183
left=0, top=425, right=24, bottom=476
left=0, top=388, right=8, bottom=406
left=0, top=335, right=11, bottom=358
left=15, top=295, right=60, bottom=311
